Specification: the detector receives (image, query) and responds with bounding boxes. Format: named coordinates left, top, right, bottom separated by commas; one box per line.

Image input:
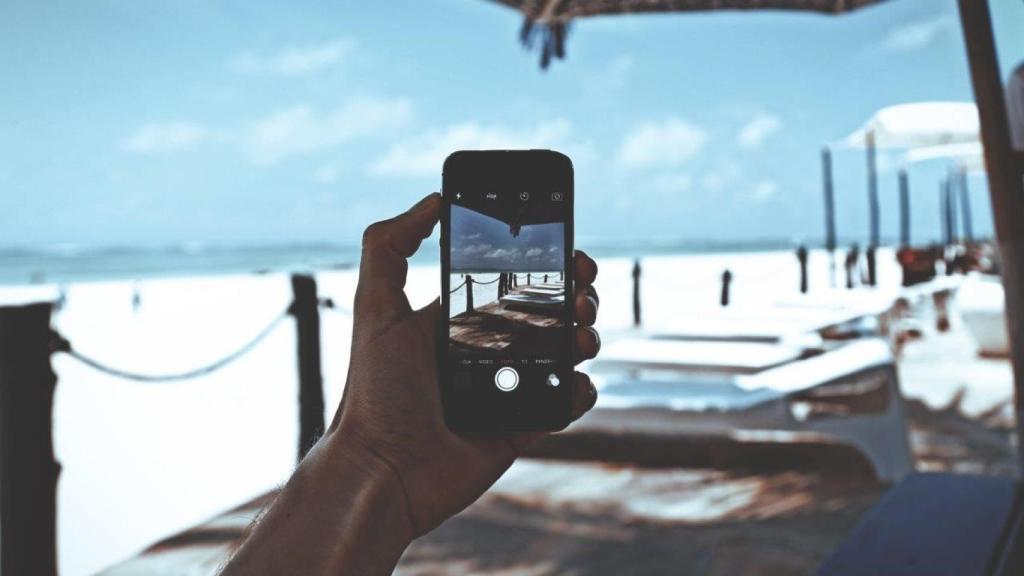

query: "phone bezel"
left=438, top=149, right=575, bottom=435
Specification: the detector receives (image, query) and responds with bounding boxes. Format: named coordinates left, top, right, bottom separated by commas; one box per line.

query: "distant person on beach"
left=220, top=193, right=601, bottom=576
left=1008, top=62, right=1024, bottom=150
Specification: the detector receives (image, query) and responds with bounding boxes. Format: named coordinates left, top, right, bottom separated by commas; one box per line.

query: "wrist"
left=316, top=425, right=418, bottom=541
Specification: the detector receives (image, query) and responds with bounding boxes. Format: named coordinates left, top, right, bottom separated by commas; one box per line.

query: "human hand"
left=326, top=191, right=600, bottom=539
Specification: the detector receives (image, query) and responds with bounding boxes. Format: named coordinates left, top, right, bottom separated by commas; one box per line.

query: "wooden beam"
left=0, top=303, right=59, bottom=576
left=957, top=0, right=1024, bottom=473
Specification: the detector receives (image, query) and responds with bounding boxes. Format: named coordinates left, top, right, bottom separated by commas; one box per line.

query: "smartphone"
left=439, top=150, right=574, bottom=434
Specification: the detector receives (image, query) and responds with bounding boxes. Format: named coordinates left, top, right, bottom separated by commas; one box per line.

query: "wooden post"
left=947, top=171, right=959, bottom=244
left=632, top=259, right=642, bottom=327
left=797, top=245, right=809, bottom=294
left=867, top=130, right=880, bottom=286
left=822, top=147, right=838, bottom=287
left=498, top=273, right=505, bottom=299
left=527, top=273, right=532, bottom=285
left=940, top=179, right=951, bottom=247
left=0, top=303, right=59, bottom=576
left=465, top=275, right=474, bottom=312
left=721, top=269, right=732, bottom=307
left=899, top=169, right=911, bottom=247
left=959, top=168, right=974, bottom=242
left=544, top=273, right=549, bottom=283
left=958, top=0, right=1024, bottom=473
left=290, top=275, right=324, bottom=462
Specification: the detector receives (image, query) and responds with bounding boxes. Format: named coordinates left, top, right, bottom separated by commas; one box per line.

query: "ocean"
left=0, top=238, right=814, bottom=287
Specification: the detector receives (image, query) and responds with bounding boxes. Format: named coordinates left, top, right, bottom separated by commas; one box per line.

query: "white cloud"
left=371, top=118, right=587, bottom=177
left=525, top=247, right=543, bottom=258
left=485, top=248, right=519, bottom=259
left=882, top=14, right=955, bottom=52
left=228, top=38, right=354, bottom=76
left=617, top=118, right=708, bottom=169
left=737, top=113, right=781, bottom=149
left=121, top=122, right=206, bottom=154
left=246, top=97, right=412, bottom=163
left=750, top=180, right=779, bottom=202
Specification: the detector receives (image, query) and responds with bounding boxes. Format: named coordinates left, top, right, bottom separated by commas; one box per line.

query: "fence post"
left=290, top=275, right=324, bottom=462
left=0, top=303, right=59, bottom=576
left=631, top=259, right=642, bottom=327
left=465, top=275, right=474, bottom=312
left=721, top=269, right=733, bottom=307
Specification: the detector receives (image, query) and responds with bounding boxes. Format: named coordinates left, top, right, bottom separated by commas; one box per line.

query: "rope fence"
left=52, top=308, right=291, bottom=383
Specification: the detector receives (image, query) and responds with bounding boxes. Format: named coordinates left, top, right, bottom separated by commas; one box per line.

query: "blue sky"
left=451, top=205, right=563, bottom=272
left=2, top=0, right=1022, bottom=249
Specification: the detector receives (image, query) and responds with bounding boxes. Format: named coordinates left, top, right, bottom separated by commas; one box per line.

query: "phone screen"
left=440, top=150, right=573, bottom=433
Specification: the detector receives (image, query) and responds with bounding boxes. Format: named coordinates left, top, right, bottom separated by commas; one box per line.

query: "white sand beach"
left=0, top=246, right=1014, bottom=575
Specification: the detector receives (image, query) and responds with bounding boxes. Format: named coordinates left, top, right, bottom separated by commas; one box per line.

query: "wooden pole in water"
left=465, top=275, right=474, bottom=312
left=899, top=169, right=911, bottom=248
left=958, top=0, right=1024, bottom=473
left=822, top=147, right=837, bottom=287
left=291, top=275, right=325, bottom=461
left=0, top=303, right=59, bottom=576
left=866, top=130, right=880, bottom=286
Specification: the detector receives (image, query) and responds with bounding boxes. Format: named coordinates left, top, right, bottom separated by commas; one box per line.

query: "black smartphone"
left=439, top=150, right=574, bottom=434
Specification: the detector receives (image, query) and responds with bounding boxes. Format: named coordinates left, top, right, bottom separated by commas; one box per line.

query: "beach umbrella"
left=842, top=102, right=980, bottom=150
left=487, top=0, right=888, bottom=68
left=835, top=102, right=980, bottom=282
left=454, top=193, right=562, bottom=237
left=904, top=141, right=985, bottom=173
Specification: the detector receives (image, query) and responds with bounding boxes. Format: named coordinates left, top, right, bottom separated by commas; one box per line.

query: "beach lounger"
left=499, top=293, right=564, bottom=314
left=579, top=338, right=912, bottom=482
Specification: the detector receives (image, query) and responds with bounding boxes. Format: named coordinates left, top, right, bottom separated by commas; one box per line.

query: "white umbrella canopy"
left=904, top=141, right=986, bottom=173
left=841, top=102, right=980, bottom=149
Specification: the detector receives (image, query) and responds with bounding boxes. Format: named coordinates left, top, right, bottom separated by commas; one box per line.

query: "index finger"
left=355, top=193, right=440, bottom=324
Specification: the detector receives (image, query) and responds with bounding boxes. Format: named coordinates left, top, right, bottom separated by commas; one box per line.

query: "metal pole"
left=958, top=0, right=1024, bottom=473
left=899, top=169, right=911, bottom=247
left=0, top=303, right=59, bottom=576
left=290, top=275, right=325, bottom=461
left=867, top=130, right=880, bottom=286
left=822, top=146, right=837, bottom=287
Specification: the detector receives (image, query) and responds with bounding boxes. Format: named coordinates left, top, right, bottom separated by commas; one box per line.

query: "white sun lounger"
left=580, top=338, right=912, bottom=482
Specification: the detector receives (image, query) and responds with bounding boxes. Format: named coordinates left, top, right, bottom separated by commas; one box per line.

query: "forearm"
left=221, top=434, right=415, bottom=576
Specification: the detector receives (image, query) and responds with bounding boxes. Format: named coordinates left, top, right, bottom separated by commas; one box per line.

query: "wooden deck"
left=450, top=285, right=564, bottom=353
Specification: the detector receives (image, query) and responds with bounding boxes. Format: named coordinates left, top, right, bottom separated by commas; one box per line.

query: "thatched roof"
left=492, top=0, right=885, bottom=22
left=488, top=0, right=889, bottom=67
